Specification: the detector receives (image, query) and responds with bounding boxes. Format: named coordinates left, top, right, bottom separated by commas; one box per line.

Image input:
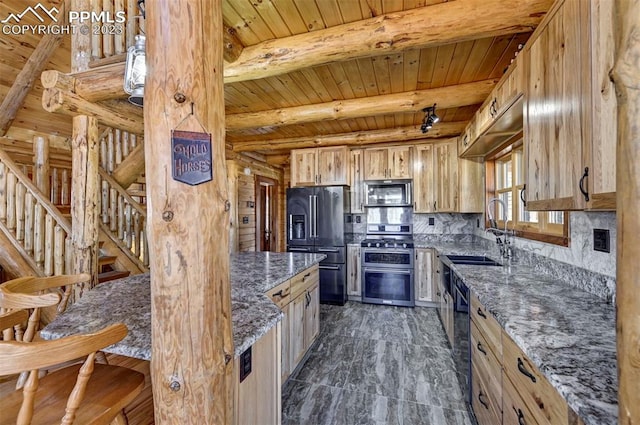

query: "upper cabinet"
left=412, top=140, right=484, bottom=213
left=363, top=146, right=412, bottom=180
left=524, top=0, right=616, bottom=211
left=290, top=146, right=349, bottom=187
left=460, top=52, right=526, bottom=158
left=350, top=149, right=365, bottom=213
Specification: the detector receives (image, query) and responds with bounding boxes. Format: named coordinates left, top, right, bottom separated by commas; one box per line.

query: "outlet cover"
left=593, top=229, right=610, bottom=253
left=355, top=215, right=361, bottom=223
left=428, top=217, right=435, bottom=226
left=239, top=346, right=252, bottom=382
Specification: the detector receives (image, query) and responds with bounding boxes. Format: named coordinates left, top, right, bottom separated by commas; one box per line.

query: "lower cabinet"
left=233, top=324, right=281, bottom=425
left=346, top=244, right=361, bottom=300
left=269, top=265, right=320, bottom=383
left=415, top=248, right=437, bottom=304
left=470, top=293, right=581, bottom=425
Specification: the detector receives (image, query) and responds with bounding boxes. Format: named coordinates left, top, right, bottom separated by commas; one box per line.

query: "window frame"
left=486, top=143, right=569, bottom=246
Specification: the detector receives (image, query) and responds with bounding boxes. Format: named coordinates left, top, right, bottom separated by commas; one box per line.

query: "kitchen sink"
left=445, top=255, right=502, bottom=266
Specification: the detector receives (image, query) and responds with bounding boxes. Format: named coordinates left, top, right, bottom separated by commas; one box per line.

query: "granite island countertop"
left=41, top=252, right=326, bottom=360
left=414, top=239, right=617, bottom=425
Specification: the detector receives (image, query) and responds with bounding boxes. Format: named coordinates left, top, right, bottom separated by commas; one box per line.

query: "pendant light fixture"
left=123, top=1, right=146, bottom=107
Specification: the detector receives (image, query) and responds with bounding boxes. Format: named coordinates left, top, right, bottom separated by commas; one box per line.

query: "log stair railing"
left=0, top=149, right=71, bottom=278
left=99, top=168, right=149, bottom=271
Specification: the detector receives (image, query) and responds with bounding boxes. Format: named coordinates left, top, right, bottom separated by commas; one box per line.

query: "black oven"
left=361, top=247, right=414, bottom=307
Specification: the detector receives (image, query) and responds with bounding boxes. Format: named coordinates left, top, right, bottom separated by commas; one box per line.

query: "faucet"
left=486, top=198, right=513, bottom=259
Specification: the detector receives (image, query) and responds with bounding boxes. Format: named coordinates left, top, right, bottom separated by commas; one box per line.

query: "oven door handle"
left=364, top=268, right=412, bottom=274
left=319, top=265, right=340, bottom=270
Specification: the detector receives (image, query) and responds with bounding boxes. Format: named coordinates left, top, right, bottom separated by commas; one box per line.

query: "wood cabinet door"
left=304, top=283, right=320, bottom=349
left=317, top=146, right=348, bottom=185
left=290, top=148, right=318, bottom=187
left=415, top=248, right=435, bottom=302
left=280, top=302, right=291, bottom=382
left=289, top=293, right=306, bottom=370
left=388, top=146, right=412, bottom=179
left=434, top=141, right=458, bottom=212
left=350, top=150, right=364, bottom=213
left=412, top=144, right=435, bottom=213
left=525, top=0, right=586, bottom=210
left=458, top=157, right=484, bottom=213
left=363, top=148, right=389, bottom=180
left=346, top=245, right=361, bottom=297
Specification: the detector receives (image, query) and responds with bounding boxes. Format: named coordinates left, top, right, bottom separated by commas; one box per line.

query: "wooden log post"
left=33, top=136, right=50, bottom=200
left=70, top=116, right=100, bottom=297
left=613, top=0, right=640, bottom=423
left=145, top=1, right=233, bottom=424
left=226, top=160, right=239, bottom=253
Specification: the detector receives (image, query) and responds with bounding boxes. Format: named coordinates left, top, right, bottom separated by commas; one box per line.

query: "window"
left=489, top=147, right=568, bottom=245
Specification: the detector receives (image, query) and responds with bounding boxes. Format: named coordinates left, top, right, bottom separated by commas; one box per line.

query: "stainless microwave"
left=364, top=180, right=412, bottom=207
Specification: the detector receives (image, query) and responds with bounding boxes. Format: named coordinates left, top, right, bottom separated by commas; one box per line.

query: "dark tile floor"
left=282, top=302, right=474, bottom=425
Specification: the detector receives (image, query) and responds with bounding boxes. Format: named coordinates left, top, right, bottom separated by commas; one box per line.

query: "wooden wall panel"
left=237, top=172, right=256, bottom=252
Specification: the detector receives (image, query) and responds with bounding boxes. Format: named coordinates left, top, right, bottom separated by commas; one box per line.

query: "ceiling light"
left=123, top=34, right=146, bottom=107
left=420, top=104, right=439, bottom=133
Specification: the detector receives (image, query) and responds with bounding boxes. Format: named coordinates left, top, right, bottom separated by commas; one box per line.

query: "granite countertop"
left=41, top=252, right=326, bottom=360
left=415, top=239, right=617, bottom=425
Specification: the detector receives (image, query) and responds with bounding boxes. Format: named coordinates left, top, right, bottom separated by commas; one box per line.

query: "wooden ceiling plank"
left=457, top=38, right=494, bottom=84
left=287, top=71, right=326, bottom=104
left=402, top=49, right=421, bottom=92
left=382, top=0, right=405, bottom=13
left=222, top=1, right=263, bottom=46
left=388, top=53, right=405, bottom=93
left=292, top=0, right=327, bottom=31
left=231, top=124, right=464, bottom=152
left=340, top=61, right=368, bottom=98
left=372, top=55, right=393, bottom=95
left=226, top=0, right=277, bottom=40
left=263, top=76, right=308, bottom=108
left=416, top=47, right=438, bottom=89
left=430, top=44, right=456, bottom=88
left=356, top=57, right=380, bottom=97
left=487, top=32, right=530, bottom=78
left=225, top=83, right=272, bottom=113
left=315, top=0, right=344, bottom=27
left=314, top=65, right=346, bottom=100
left=298, top=68, right=333, bottom=102
left=337, top=1, right=365, bottom=23
left=359, top=0, right=383, bottom=18
left=271, top=0, right=309, bottom=35
left=472, top=34, right=515, bottom=80
left=327, top=63, right=357, bottom=99
left=443, top=40, right=475, bottom=86
left=273, top=73, right=315, bottom=105
left=223, top=24, right=245, bottom=63
left=249, top=0, right=295, bottom=38
left=226, top=77, right=496, bottom=131
left=224, top=0, right=552, bottom=83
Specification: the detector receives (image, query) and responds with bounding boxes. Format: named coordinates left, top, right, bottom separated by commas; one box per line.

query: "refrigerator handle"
left=288, top=214, right=292, bottom=241
left=313, top=195, right=318, bottom=239
left=308, top=195, right=314, bottom=238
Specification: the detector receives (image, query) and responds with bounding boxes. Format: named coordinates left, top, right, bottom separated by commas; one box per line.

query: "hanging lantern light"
left=123, top=34, right=146, bottom=107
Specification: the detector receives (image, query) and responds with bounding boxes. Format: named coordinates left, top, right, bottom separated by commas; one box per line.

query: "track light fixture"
left=420, top=104, right=440, bottom=133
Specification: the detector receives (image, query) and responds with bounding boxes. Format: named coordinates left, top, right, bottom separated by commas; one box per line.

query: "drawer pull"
left=514, top=407, right=526, bottom=425
left=272, top=289, right=288, bottom=299
left=517, top=357, right=537, bottom=383
left=477, top=308, right=487, bottom=319
left=302, top=272, right=311, bottom=280
left=478, top=391, right=489, bottom=409
left=477, top=342, right=487, bottom=356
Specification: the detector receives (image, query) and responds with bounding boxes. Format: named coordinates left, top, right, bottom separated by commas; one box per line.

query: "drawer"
left=503, top=370, right=541, bottom=425
left=290, top=265, right=319, bottom=300
left=470, top=320, right=502, bottom=403
left=266, top=280, right=291, bottom=309
left=502, top=331, right=568, bottom=425
left=471, top=363, right=502, bottom=425
left=471, top=294, right=502, bottom=357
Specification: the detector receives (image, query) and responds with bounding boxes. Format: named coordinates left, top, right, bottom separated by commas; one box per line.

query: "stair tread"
left=98, top=255, right=118, bottom=266
left=98, top=270, right=131, bottom=283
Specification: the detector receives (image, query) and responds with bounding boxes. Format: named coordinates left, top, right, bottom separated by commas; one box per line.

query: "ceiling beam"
left=223, top=24, right=244, bottom=63
left=231, top=122, right=466, bottom=152
left=226, top=79, right=495, bottom=130
left=0, top=0, right=70, bottom=136
left=223, top=0, right=553, bottom=83
left=48, top=0, right=552, bottom=102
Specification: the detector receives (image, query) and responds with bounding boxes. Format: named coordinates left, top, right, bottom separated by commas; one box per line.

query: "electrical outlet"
left=355, top=215, right=361, bottom=224
left=428, top=217, right=435, bottom=226
left=593, top=229, right=610, bottom=253
left=239, top=346, right=252, bottom=382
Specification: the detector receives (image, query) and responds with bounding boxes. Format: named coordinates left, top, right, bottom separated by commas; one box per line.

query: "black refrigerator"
left=286, top=186, right=351, bottom=305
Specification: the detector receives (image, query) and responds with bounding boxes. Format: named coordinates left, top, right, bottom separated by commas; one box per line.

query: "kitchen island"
left=42, top=252, right=326, bottom=359
left=415, top=239, right=616, bottom=425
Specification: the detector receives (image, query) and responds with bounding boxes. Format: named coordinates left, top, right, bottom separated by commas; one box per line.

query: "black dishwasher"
left=452, top=271, right=471, bottom=405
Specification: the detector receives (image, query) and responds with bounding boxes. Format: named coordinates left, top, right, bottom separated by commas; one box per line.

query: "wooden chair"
left=0, top=274, right=90, bottom=342
left=0, top=323, right=145, bottom=425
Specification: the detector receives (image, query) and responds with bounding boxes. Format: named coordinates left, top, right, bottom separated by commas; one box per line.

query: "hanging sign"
left=171, top=130, right=213, bottom=186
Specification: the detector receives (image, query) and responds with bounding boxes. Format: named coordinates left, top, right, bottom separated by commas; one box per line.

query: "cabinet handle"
left=463, top=134, right=469, bottom=146
left=520, top=183, right=527, bottom=207
left=477, top=342, right=487, bottom=356
left=478, top=391, right=489, bottom=409
left=302, top=272, right=311, bottom=280
left=514, top=407, right=527, bottom=425
left=433, top=201, right=436, bottom=211
left=517, top=357, right=537, bottom=383
left=477, top=308, right=487, bottom=319
left=579, top=167, right=589, bottom=202
left=319, top=174, right=322, bottom=184
left=272, top=289, right=288, bottom=299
